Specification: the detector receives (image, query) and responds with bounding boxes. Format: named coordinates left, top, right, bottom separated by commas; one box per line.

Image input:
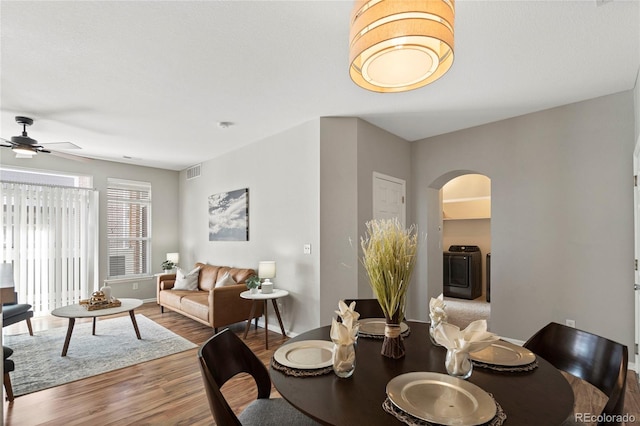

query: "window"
left=107, top=178, right=151, bottom=278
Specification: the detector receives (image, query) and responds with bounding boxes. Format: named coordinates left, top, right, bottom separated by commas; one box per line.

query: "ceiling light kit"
left=1, top=116, right=89, bottom=161
left=349, top=0, right=455, bottom=93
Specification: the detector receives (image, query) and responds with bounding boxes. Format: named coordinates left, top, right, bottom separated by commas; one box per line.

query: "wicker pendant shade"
left=349, top=0, right=455, bottom=93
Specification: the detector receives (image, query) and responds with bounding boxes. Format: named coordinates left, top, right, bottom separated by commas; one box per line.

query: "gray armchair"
left=1, top=264, right=33, bottom=335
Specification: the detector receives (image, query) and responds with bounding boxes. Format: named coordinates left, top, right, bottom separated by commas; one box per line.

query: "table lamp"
left=166, top=252, right=180, bottom=266
left=258, top=261, right=276, bottom=294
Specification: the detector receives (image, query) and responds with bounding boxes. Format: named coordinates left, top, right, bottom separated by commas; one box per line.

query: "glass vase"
left=445, top=348, right=473, bottom=379
left=333, top=343, right=356, bottom=378
left=429, top=321, right=442, bottom=346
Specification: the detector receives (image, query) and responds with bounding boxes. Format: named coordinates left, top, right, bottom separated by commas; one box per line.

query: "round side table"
left=240, top=289, right=289, bottom=349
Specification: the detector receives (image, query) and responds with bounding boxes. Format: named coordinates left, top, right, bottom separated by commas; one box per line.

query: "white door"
left=635, top=135, right=640, bottom=369
left=373, top=172, right=406, bottom=227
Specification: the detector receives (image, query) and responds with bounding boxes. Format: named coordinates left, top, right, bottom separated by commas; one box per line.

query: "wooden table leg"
left=243, top=301, right=259, bottom=339
left=129, top=310, right=142, bottom=339
left=61, top=318, right=76, bottom=357
left=92, top=317, right=97, bottom=335
left=272, top=299, right=286, bottom=338
left=264, top=300, right=269, bottom=350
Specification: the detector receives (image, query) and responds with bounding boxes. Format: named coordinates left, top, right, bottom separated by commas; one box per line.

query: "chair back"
left=524, top=322, right=628, bottom=424
left=343, top=299, right=385, bottom=319
left=197, top=328, right=272, bottom=425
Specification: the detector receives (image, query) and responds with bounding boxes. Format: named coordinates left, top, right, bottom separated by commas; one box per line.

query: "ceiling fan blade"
left=49, top=150, right=92, bottom=163
left=41, top=142, right=81, bottom=150
left=0, top=137, right=17, bottom=146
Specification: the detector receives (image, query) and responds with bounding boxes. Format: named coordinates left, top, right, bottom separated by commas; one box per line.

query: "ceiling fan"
left=1, top=116, right=91, bottom=162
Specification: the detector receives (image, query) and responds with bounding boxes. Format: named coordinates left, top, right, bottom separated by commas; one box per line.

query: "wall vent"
left=186, top=164, right=201, bottom=180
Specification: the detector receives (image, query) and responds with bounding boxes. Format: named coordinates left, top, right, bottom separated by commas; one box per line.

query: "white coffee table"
left=51, top=298, right=143, bottom=356
left=240, top=289, right=289, bottom=349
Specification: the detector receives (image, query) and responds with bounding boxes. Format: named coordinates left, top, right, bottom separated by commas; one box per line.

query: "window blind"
left=107, top=178, right=151, bottom=278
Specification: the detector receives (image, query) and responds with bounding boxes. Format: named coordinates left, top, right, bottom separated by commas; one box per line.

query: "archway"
left=430, top=171, right=492, bottom=328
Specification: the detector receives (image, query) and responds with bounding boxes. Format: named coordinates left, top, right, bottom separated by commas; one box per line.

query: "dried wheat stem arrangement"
left=361, top=218, right=418, bottom=358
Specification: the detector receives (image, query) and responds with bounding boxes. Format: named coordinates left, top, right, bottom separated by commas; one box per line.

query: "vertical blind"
left=0, top=182, right=99, bottom=313
left=106, top=178, right=151, bottom=278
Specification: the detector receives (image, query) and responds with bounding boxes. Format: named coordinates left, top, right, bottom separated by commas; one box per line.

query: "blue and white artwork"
left=208, top=188, right=249, bottom=241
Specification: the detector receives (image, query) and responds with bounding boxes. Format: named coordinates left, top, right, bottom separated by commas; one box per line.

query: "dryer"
left=443, top=245, right=482, bottom=300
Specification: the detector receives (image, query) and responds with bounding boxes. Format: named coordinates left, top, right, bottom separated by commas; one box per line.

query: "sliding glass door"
left=1, top=182, right=99, bottom=314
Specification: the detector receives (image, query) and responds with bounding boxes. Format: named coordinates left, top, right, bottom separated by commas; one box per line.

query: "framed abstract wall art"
left=208, top=188, right=249, bottom=241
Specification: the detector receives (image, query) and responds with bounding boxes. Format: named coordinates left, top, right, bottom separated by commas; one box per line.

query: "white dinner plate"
left=358, top=318, right=409, bottom=336
left=469, top=340, right=536, bottom=366
left=273, top=340, right=334, bottom=369
left=386, top=372, right=496, bottom=426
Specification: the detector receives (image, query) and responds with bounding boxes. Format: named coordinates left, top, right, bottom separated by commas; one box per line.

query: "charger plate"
left=469, top=340, right=536, bottom=367
left=359, top=318, right=409, bottom=336
left=273, top=340, right=334, bottom=369
left=386, top=372, right=496, bottom=426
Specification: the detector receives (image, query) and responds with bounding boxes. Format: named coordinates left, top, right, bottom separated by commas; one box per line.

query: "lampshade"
left=349, top=0, right=455, bottom=93
left=166, top=253, right=180, bottom=264
left=258, top=261, right=276, bottom=279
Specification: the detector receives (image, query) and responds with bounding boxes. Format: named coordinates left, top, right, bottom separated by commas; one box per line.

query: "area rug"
left=3, top=314, right=197, bottom=396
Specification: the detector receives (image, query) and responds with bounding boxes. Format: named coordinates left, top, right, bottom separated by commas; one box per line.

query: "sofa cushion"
left=180, top=293, right=210, bottom=321
left=196, top=263, right=255, bottom=291
left=174, top=266, right=200, bottom=290
left=215, top=271, right=237, bottom=288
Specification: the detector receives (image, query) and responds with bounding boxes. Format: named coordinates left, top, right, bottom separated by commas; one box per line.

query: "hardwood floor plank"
left=3, top=302, right=640, bottom=425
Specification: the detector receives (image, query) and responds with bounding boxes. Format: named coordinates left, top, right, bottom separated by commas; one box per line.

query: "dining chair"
left=343, top=299, right=385, bottom=319
left=197, top=328, right=320, bottom=426
left=3, top=346, right=15, bottom=402
left=523, top=322, right=628, bottom=426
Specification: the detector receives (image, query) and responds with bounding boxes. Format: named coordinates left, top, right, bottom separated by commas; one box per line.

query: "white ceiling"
left=1, top=1, right=639, bottom=171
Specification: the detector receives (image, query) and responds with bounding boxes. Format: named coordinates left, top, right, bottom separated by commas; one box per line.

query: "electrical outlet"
left=132, top=282, right=139, bottom=290
left=303, top=244, right=311, bottom=254
left=565, top=319, right=575, bottom=328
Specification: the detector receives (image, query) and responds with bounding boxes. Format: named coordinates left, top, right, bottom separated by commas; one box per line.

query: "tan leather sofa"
left=156, top=262, right=263, bottom=331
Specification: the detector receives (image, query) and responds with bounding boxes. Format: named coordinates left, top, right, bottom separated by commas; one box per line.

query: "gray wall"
left=318, top=118, right=412, bottom=323
left=410, top=91, right=636, bottom=349
left=635, top=69, right=640, bottom=142
left=178, top=120, right=321, bottom=335
left=319, top=118, right=359, bottom=324
left=0, top=153, right=180, bottom=301
left=356, top=120, right=413, bottom=297
left=177, top=117, right=413, bottom=333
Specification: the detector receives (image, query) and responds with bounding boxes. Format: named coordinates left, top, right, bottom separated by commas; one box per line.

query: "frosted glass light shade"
left=166, top=253, right=180, bottom=264
left=258, top=261, right=276, bottom=279
left=349, top=0, right=455, bottom=92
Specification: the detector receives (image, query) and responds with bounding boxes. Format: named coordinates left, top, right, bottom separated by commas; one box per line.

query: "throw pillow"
left=215, top=271, right=237, bottom=288
left=173, top=266, right=200, bottom=291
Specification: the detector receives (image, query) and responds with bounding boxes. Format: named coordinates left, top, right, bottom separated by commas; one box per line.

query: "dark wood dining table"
left=271, top=321, right=574, bottom=426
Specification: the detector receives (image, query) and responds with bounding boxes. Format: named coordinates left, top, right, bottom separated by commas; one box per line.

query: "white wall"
left=0, top=153, right=180, bottom=301
left=178, top=120, right=321, bottom=335
left=411, top=91, right=636, bottom=349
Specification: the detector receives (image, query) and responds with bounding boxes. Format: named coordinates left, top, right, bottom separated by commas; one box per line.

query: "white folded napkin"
left=429, top=293, right=448, bottom=325
left=433, top=319, right=499, bottom=353
left=333, top=300, right=360, bottom=343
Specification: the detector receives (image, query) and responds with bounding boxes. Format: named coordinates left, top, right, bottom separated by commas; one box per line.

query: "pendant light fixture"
left=349, top=0, right=455, bottom=93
